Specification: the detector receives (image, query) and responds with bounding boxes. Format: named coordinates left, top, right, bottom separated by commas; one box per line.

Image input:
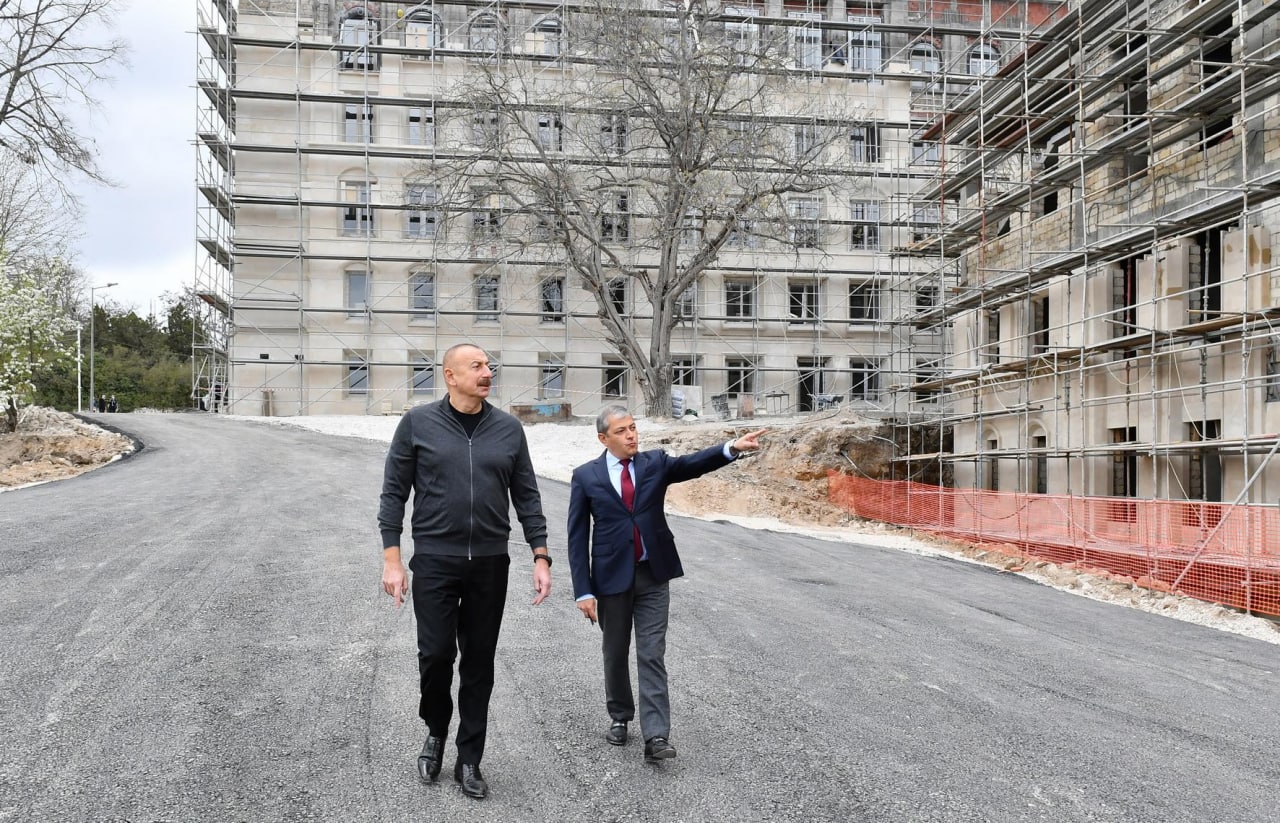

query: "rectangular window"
left=408, top=106, right=435, bottom=145
left=727, top=217, right=758, bottom=249
left=983, top=438, right=999, bottom=491
left=725, top=279, right=756, bottom=320
left=410, top=271, right=435, bottom=318
left=726, top=120, right=753, bottom=156
left=680, top=210, right=702, bottom=248
left=473, top=111, right=501, bottom=146
left=849, top=358, right=878, bottom=400
left=913, top=358, right=940, bottom=401
left=405, top=184, right=438, bottom=239
left=726, top=358, right=755, bottom=396
left=1109, top=426, right=1138, bottom=521
left=346, top=351, right=369, bottom=394
left=474, top=275, right=500, bottom=321
left=603, top=360, right=627, bottom=398
left=412, top=357, right=434, bottom=395
left=849, top=281, right=879, bottom=322
left=534, top=200, right=565, bottom=243
left=346, top=270, right=368, bottom=316
left=672, top=357, right=698, bottom=386
left=536, top=112, right=563, bottom=151
left=847, top=16, right=883, bottom=72
left=789, top=198, right=820, bottom=248
left=601, top=113, right=629, bottom=155
left=344, top=103, right=373, bottom=143
left=984, top=308, right=1001, bottom=362
left=608, top=278, right=628, bottom=316
left=849, top=200, right=880, bottom=249
left=1032, top=434, right=1048, bottom=494
left=791, top=14, right=821, bottom=69
left=849, top=125, right=880, bottom=164
left=724, top=11, right=758, bottom=66
left=471, top=188, right=503, bottom=241
left=794, top=123, right=819, bottom=159
left=601, top=190, right=630, bottom=243
left=788, top=280, right=819, bottom=323
left=540, top=277, right=565, bottom=322
left=342, top=181, right=374, bottom=236
left=912, top=204, right=940, bottom=243
left=915, top=286, right=938, bottom=311
left=1030, top=294, right=1050, bottom=354
left=675, top=284, right=696, bottom=320
left=912, top=139, right=940, bottom=164
left=540, top=358, right=565, bottom=399
left=1268, top=339, right=1280, bottom=402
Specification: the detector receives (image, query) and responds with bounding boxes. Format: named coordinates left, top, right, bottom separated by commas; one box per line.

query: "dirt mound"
left=647, top=409, right=894, bottom=528
left=0, top=407, right=134, bottom=489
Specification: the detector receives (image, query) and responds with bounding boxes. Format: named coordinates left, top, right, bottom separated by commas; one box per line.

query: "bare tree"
left=435, top=0, right=852, bottom=415
left=0, top=0, right=127, bottom=182
left=0, top=153, right=76, bottom=266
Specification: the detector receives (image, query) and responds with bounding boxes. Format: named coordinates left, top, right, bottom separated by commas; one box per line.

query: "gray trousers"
left=596, top=561, right=671, bottom=743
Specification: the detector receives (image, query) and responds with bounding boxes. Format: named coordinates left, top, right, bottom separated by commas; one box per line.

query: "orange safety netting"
left=828, top=472, right=1280, bottom=618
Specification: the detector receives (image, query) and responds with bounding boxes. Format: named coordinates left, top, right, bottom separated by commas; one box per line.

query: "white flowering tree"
left=0, top=270, right=75, bottom=431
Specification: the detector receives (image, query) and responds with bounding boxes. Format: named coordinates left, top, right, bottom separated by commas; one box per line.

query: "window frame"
left=474, top=274, right=501, bottom=321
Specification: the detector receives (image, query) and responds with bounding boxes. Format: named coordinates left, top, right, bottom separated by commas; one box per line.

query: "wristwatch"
left=728, top=443, right=742, bottom=458
left=533, top=553, right=552, bottom=567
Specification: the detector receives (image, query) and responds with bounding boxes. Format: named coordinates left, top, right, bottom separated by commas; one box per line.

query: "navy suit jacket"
left=567, top=443, right=733, bottom=599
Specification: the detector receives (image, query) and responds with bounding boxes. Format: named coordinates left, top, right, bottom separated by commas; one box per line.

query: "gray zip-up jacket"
left=378, top=397, right=548, bottom=564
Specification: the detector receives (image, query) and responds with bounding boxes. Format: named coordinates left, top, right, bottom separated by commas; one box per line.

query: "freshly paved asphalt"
left=2, top=412, right=1278, bottom=823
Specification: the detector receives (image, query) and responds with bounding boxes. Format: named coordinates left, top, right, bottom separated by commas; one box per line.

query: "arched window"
left=404, top=8, right=442, bottom=53
left=339, top=175, right=376, bottom=237
left=909, top=41, right=940, bottom=74
left=532, top=16, right=563, bottom=57
left=338, top=8, right=378, bottom=70
left=968, top=42, right=1000, bottom=76
left=469, top=13, right=503, bottom=60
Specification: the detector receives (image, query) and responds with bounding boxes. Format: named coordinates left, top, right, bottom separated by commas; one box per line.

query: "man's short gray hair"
left=596, top=405, right=631, bottom=433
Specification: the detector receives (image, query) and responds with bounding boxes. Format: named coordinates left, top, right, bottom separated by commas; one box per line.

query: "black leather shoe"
left=454, top=762, right=489, bottom=799
left=606, top=720, right=628, bottom=746
left=416, top=735, right=444, bottom=783
left=644, top=736, right=676, bottom=761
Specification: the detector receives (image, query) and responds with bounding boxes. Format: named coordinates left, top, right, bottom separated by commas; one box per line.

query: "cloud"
left=84, top=247, right=194, bottom=315
left=72, top=2, right=196, bottom=308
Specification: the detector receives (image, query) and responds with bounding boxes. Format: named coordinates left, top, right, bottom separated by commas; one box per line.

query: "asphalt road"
left=2, top=412, right=1278, bottom=823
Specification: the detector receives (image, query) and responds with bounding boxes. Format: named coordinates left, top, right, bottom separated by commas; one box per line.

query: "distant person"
left=567, top=406, right=765, bottom=762
left=97, top=395, right=106, bottom=414
left=378, top=342, right=552, bottom=800
left=107, top=396, right=118, bottom=413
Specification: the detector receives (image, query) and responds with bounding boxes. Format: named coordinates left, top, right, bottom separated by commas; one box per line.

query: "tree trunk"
left=4, top=397, right=17, bottom=433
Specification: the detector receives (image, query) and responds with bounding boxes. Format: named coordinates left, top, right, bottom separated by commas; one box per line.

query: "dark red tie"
left=620, top=458, right=643, bottom=562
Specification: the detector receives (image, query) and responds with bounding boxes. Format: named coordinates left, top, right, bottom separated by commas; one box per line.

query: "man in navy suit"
left=567, top=405, right=765, bottom=761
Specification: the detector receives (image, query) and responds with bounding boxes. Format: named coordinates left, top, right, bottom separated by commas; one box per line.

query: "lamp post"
left=89, top=282, right=117, bottom=412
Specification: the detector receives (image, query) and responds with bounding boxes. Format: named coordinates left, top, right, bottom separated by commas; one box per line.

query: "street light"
left=89, top=282, right=117, bottom=412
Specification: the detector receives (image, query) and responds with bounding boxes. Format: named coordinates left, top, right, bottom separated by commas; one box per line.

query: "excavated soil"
left=0, top=407, right=134, bottom=489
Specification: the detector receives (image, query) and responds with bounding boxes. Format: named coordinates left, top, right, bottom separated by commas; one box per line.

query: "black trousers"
left=410, top=553, right=510, bottom=765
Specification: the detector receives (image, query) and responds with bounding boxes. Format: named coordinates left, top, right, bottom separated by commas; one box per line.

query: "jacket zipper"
left=464, top=408, right=490, bottom=561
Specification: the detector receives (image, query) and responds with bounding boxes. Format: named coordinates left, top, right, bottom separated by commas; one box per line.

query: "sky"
left=72, top=1, right=194, bottom=317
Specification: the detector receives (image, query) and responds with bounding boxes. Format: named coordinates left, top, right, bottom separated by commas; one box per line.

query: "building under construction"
left=819, top=0, right=1280, bottom=615
left=903, top=0, right=1279, bottom=506
left=194, top=0, right=1063, bottom=420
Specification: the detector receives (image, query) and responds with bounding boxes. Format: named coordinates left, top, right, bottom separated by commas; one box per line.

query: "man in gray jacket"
left=379, top=342, right=552, bottom=800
